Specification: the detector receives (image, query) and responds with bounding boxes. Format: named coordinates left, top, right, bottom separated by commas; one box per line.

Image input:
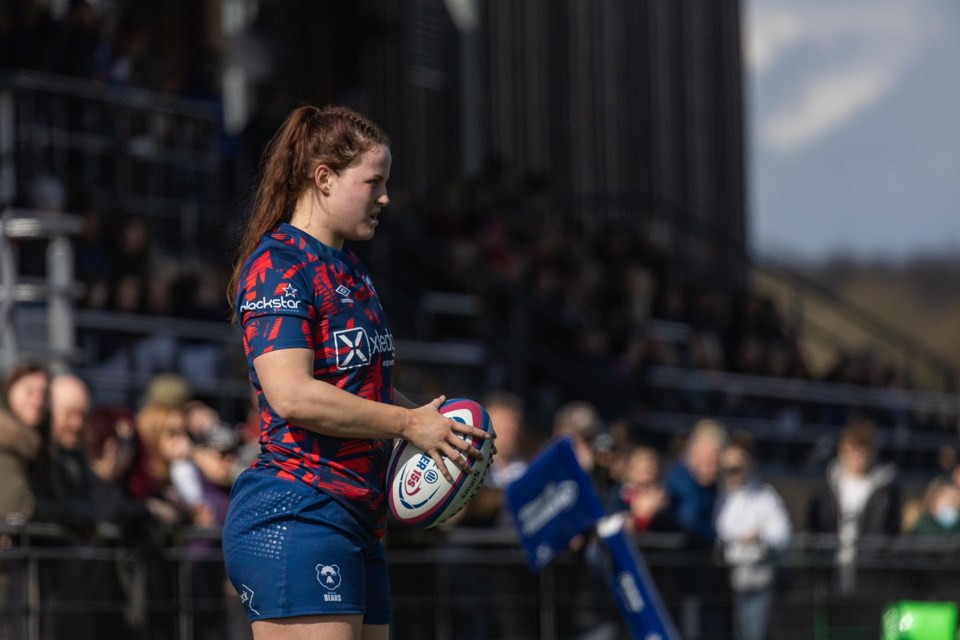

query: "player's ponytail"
left=227, top=105, right=390, bottom=321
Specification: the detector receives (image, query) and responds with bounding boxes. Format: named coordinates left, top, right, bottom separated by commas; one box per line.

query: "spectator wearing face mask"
left=912, top=478, right=960, bottom=536
left=908, top=476, right=960, bottom=608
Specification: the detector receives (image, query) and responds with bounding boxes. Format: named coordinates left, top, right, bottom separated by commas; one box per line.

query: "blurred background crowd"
left=4, top=361, right=960, bottom=639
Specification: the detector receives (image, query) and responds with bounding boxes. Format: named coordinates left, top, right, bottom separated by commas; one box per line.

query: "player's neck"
left=290, top=198, right=344, bottom=251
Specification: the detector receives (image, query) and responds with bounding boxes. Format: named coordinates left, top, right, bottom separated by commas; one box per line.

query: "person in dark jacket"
left=33, top=374, right=98, bottom=536
left=36, top=374, right=138, bottom=640
left=807, top=419, right=900, bottom=595
left=665, top=419, right=728, bottom=546
left=84, top=406, right=161, bottom=542
left=664, top=419, right=730, bottom=638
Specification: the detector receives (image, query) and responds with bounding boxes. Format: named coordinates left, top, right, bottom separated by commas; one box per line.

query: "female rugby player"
left=223, top=105, right=489, bottom=640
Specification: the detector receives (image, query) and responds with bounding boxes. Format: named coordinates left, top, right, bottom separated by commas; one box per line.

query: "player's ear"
left=314, top=164, right=334, bottom=194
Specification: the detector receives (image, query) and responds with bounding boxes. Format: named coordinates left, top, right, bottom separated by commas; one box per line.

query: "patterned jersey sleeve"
left=237, top=247, right=316, bottom=359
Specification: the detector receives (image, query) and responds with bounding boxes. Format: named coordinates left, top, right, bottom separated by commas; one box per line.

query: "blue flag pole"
left=597, top=513, right=682, bottom=640
left=504, top=437, right=682, bottom=639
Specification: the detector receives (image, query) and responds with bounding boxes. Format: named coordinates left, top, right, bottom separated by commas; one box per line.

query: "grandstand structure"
left=364, top=0, right=748, bottom=290
left=2, top=1, right=960, bottom=638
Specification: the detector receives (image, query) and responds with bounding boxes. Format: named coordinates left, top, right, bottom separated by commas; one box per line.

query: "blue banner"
left=504, top=437, right=605, bottom=572
left=597, top=514, right=682, bottom=640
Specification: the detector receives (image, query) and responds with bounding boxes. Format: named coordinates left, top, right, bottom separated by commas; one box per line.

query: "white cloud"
left=746, top=0, right=960, bottom=258
left=761, top=64, right=894, bottom=152
left=747, top=0, right=938, bottom=154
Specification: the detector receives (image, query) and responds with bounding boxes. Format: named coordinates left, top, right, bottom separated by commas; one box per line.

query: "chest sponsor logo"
left=333, top=328, right=395, bottom=370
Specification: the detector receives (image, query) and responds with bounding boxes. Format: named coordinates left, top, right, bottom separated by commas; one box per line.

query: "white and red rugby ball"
left=387, top=398, right=495, bottom=529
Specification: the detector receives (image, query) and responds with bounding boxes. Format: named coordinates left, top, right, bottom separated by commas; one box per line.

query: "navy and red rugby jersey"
left=235, top=222, right=396, bottom=536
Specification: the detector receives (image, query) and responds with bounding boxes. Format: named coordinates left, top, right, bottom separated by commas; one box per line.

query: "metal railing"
left=0, top=208, right=83, bottom=372
left=0, top=71, right=222, bottom=258
left=2, top=524, right=960, bottom=640
left=645, top=365, right=960, bottom=416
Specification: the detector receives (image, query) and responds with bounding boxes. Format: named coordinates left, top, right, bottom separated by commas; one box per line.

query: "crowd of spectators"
left=56, top=155, right=941, bottom=439
left=0, top=0, right=218, bottom=99
left=353, top=165, right=946, bottom=442
left=0, top=363, right=243, bottom=640
left=453, top=393, right=960, bottom=640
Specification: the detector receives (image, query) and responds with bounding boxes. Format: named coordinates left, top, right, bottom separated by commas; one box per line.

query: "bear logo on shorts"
left=316, top=564, right=342, bottom=591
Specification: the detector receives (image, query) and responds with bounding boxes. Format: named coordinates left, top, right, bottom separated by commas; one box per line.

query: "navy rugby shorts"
left=222, top=469, right=391, bottom=624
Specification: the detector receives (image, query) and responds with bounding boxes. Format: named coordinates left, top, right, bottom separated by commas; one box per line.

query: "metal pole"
left=539, top=565, right=555, bottom=640
left=434, top=550, right=451, bottom=640
left=178, top=550, right=193, bottom=640
left=0, top=226, right=19, bottom=371
left=25, top=532, right=40, bottom=640
left=0, top=89, right=15, bottom=205
left=46, top=234, right=74, bottom=373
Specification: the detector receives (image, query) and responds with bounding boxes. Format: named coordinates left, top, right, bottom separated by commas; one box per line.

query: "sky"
left=743, top=0, right=960, bottom=262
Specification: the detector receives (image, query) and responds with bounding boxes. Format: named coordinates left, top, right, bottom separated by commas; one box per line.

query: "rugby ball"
left=387, top=398, right=495, bottom=529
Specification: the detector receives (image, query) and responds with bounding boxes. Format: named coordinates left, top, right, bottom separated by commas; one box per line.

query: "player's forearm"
left=279, top=378, right=411, bottom=440
left=255, top=348, right=413, bottom=439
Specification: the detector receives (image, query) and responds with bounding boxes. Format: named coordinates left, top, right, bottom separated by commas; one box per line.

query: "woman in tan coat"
left=0, top=363, right=48, bottom=523
left=0, top=363, right=48, bottom=640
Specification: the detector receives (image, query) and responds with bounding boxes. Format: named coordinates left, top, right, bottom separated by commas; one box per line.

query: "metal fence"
left=0, top=71, right=222, bottom=259
left=2, top=525, right=959, bottom=640
left=0, top=209, right=83, bottom=373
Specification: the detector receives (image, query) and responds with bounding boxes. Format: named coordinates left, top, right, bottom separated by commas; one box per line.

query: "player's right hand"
left=405, top=395, right=489, bottom=483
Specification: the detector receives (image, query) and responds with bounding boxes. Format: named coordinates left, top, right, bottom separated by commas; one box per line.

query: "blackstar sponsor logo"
left=240, top=282, right=302, bottom=312
left=239, top=296, right=302, bottom=312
